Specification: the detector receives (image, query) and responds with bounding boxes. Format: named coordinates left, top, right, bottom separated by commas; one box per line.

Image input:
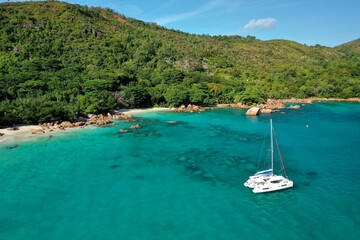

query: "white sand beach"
left=116, top=107, right=169, bottom=114
left=0, top=107, right=170, bottom=144
left=0, top=125, right=43, bottom=137
left=0, top=125, right=53, bottom=144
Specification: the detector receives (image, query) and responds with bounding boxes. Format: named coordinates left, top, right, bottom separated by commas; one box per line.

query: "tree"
left=123, top=84, right=151, bottom=108
left=189, top=83, right=213, bottom=105
left=239, top=88, right=265, bottom=105
left=148, top=84, right=167, bottom=106
left=164, top=85, right=189, bottom=106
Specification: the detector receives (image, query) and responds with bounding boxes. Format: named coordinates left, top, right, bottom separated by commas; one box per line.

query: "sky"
left=1, top=0, right=360, bottom=47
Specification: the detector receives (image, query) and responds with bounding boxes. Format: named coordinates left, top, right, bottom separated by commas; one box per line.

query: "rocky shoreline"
left=170, top=104, right=207, bottom=113
left=32, top=112, right=133, bottom=134
left=218, top=98, right=360, bottom=116
left=0, top=112, right=133, bottom=143
left=0, top=108, right=173, bottom=143
left=1, top=98, right=359, bottom=142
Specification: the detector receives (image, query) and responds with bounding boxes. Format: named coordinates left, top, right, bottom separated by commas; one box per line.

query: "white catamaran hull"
left=244, top=169, right=273, bottom=188
left=244, top=119, right=294, bottom=194
left=252, top=177, right=294, bottom=193
left=244, top=176, right=272, bottom=188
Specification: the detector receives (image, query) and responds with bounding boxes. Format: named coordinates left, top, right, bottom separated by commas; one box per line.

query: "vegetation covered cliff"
left=0, top=1, right=359, bottom=125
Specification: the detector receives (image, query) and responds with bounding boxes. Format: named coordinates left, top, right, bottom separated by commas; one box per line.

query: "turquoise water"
left=0, top=103, right=359, bottom=240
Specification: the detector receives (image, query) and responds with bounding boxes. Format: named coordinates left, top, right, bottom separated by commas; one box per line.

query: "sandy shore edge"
left=0, top=124, right=96, bottom=145
left=0, top=107, right=170, bottom=144
left=115, top=107, right=169, bottom=114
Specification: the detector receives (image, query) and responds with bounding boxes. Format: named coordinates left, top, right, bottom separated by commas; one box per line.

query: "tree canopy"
left=0, top=1, right=359, bottom=125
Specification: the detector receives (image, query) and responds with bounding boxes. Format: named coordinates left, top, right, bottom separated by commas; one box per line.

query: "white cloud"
left=244, top=18, right=277, bottom=30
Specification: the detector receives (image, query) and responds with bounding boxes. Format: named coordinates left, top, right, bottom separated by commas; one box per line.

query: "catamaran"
left=244, top=119, right=293, bottom=193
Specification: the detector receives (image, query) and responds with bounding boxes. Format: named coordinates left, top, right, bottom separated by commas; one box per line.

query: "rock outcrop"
left=246, top=107, right=260, bottom=116
left=129, top=124, right=141, bottom=129
left=170, top=104, right=206, bottom=113
left=223, top=98, right=310, bottom=115
left=289, top=105, right=301, bottom=109
left=37, top=113, right=134, bottom=132
left=263, top=99, right=286, bottom=109
left=259, top=108, right=273, bottom=114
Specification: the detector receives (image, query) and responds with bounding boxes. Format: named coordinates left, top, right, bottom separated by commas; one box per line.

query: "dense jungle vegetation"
left=0, top=1, right=359, bottom=125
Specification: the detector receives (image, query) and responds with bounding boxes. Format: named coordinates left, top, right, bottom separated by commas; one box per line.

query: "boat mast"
left=270, top=119, right=274, bottom=172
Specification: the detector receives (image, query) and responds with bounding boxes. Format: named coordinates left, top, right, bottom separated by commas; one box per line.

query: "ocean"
left=0, top=103, right=359, bottom=240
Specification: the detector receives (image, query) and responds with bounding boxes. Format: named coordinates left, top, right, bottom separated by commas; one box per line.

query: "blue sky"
left=2, top=0, right=360, bottom=47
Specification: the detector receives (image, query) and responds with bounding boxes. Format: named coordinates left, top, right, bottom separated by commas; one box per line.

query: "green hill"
left=0, top=1, right=359, bottom=125
left=335, top=38, right=360, bottom=55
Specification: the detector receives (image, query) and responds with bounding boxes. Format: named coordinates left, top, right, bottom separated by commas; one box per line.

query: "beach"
left=0, top=125, right=46, bottom=143
left=0, top=124, right=91, bottom=144
left=0, top=107, right=170, bottom=144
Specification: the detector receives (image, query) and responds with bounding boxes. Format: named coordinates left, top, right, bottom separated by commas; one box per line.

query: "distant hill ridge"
left=0, top=1, right=359, bottom=125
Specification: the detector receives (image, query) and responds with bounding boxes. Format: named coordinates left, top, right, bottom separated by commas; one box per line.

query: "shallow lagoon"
left=0, top=103, right=359, bottom=240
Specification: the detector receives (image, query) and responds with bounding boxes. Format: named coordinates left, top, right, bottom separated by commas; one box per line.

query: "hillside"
left=0, top=1, right=359, bottom=125
left=335, top=38, right=360, bottom=56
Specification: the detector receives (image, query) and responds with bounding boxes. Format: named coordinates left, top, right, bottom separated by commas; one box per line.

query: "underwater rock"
left=5, top=144, right=18, bottom=150
left=125, top=119, right=137, bottom=123
left=119, top=129, right=129, bottom=133
left=130, top=124, right=141, bottom=129
left=109, top=164, right=119, bottom=169
left=102, top=122, right=116, bottom=127
left=193, top=170, right=204, bottom=175
left=185, top=164, right=201, bottom=172
left=202, top=172, right=216, bottom=179
left=225, top=160, right=234, bottom=166
left=187, top=158, right=197, bottom=164
left=306, top=171, right=318, bottom=177
left=133, top=133, right=148, bottom=137
left=178, top=156, right=188, bottom=162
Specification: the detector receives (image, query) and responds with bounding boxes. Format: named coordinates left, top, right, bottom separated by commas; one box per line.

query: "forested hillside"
left=0, top=1, right=359, bottom=125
